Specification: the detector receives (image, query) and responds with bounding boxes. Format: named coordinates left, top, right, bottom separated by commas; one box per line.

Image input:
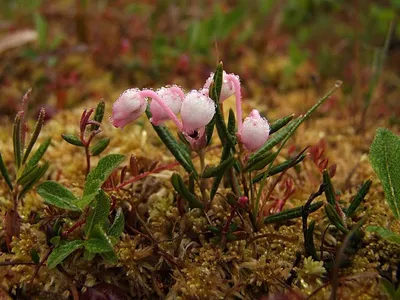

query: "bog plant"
left=0, top=89, right=50, bottom=250
left=36, top=100, right=125, bottom=268
left=111, top=62, right=343, bottom=233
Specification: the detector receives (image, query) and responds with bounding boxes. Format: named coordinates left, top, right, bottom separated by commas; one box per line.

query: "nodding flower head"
left=181, top=90, right=215, bottom=134
left=239, top=109, right=270, bottom=151
left=204, top=71, right=235, bottom=102
left=149, top=86, right=184, bottom=126
left=111, top=88, right=147, bottom=128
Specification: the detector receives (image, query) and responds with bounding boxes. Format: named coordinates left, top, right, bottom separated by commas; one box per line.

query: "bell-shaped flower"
left=204, top=71, right=235, bottom=102
left=239, top=109, right=270, bottom=151
left=149, top=86, right=184, bottom=125
left=111, top=88, right=147, bottom=128
left=181, top=90, right=215, bottom=134
left=204, top=71, right=243, bottom=134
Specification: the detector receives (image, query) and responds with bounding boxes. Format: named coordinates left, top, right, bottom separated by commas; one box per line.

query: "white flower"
left=239, top=109, right=270, bottom=151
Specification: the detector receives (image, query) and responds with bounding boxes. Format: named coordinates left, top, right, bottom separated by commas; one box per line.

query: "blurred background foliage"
left=0, top=0, right=399, bottom=123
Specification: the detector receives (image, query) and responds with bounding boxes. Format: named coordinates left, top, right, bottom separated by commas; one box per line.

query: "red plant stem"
left=29, top=248, right=52, bottom=285
left=107, top=161, right=180, bottom=191
left=84, top=145, right=91, bottom=177
left=222, top=207, right=237, bottom=234
left=63, top=219, right=86, bottom=237
left=0, top=261, right=36, bottom=266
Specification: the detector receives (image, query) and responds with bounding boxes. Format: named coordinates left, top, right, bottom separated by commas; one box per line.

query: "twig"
left=29, top=248, right=53, bottom=285
left=0, top=261, right=36, bottom=266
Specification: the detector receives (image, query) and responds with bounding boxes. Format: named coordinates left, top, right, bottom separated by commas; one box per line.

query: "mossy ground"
left=0, top=53, right=399, bottom=299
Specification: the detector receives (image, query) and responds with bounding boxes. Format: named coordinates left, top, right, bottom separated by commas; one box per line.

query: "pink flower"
left=204, top=72, right=243, bottom=134
left=111, top=89, right=147, bottom=128
left=239, top=109, right=270, bottom=151
left=204, top=71, right=235, bottom=102
left=181, top=90, right=215, bottom=134
left=149, top=86, right=184, bottom=125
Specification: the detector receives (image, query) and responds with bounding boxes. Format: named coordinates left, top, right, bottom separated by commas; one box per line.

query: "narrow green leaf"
left=75, top=154, right=125, bottom=209
left=252, top=153, right=307, bottom=183
left=226, top=232, right=238, bottom=241
left=210, top=62, right=235, bottom=147
left=108, top=208, right=125, bottom=238
left=211, top=62, right=224, bottom=102
left=90, top=138, right=110, bottom=156
left=83, top=249, right=96, bottom=261
left=22, top=108, right=45, bottom=164
left=325, top=203, right=348, bottom=234
left=85, top=154, right=125, bottom=187
left=369, top=128, right=400, bottom=219
left=367, top=226, right=400, bottom=245
left=101, top=251, right=118, bottom=264
left=91, top=100, right=105, bottom=131
left=84, top=190, right=110, bottom=238
left=346, top=179, right=372, bottom=217
left=210, top=144, right=232, bottom=201
left=264, top=201, right=323, bottom=224
left=37, top=181, right=80, bottom=211
left=227, top=108, right=236, bottom=134
left=248, top=118, right=300, bottom=166
left=254, top=83, right=342, bottom=219
left=62, top=134, right=84, bottom=147
left=75, top=179, right=102, bottom=209
left=13, top=112, right=23, bottom=169
left=305, top=220, right=318, bottom=260
left=30, top=248, right=40, bottom=264
left=34, top=13, right=48, bottom=49
left=171, top=173, right=204, bottom=209
left=201, top=156, right=235, bottom=178
left=19, top=162, right=49, bottom=199
left=26, top=137, right=51, bottom=169
left=269, top=114, right=294, bottom=135
left=17, top=164, right=40, bottom=186
left=50, top=236, right=60, bottom=247
left=85, top=225, right=114, bottom=253
left=244, top=151, right=274, bottom=172
left=0, top=152, right=13, bottom=191
left=47, top=240, right=84, bottom=269
left=323, top=169, right=336, bottom=206
left=146, top=109, right=197, bottom=177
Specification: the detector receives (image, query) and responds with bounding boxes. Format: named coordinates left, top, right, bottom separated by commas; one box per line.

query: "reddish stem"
left=63, top=219, right=86, bottom=237
left=106, top=161, right=180, bottom=191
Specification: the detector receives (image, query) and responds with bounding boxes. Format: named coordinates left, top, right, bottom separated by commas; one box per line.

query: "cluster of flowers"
left=111, top=71, right=270, bottom=152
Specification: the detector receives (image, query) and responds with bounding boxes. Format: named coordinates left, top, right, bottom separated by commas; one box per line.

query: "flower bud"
left=111, top=89, right=147, bottom=128
left=181, top=90, right=215, bottom=134
left=239, top=109, right=270, bottom=151
left=149, top=86, right=184, bottom=126
left=204, top=71, right=235, bottom=102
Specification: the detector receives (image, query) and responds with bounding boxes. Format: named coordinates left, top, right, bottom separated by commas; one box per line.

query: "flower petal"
left=239, top=109, right=270, bottom=151
left=110, top=88, right=147, bottom=128
left=181, top=90, right=215, bottom=134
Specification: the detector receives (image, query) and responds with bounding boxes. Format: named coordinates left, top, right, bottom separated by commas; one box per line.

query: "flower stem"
left=140, top=90, right=183, bottom=131
left=226, top=74, right=242, bottom=133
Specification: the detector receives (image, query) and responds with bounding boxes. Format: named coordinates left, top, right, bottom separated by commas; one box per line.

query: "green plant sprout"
left=0, top=89, right=51, bottom=251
